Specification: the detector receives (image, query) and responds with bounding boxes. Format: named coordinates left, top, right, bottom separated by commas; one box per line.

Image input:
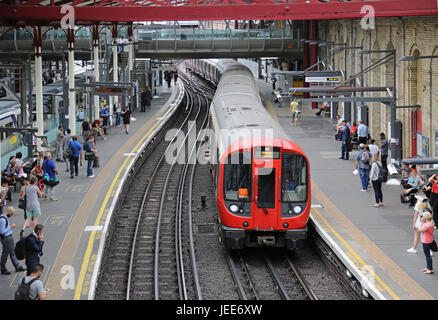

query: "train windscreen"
left=281, top=154, right=308, bottom=203
left=223, top=151, right=252, bottom=202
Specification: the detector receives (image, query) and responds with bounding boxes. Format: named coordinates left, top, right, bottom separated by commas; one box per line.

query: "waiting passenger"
left=418, top=211, right=435, bottom=274
left=407, top=196, right=432, bottom=254
left=92, top=118, right=105, bottom=140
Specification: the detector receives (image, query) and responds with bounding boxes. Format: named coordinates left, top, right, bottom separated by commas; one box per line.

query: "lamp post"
left=359, top=49, right=397, bottom=162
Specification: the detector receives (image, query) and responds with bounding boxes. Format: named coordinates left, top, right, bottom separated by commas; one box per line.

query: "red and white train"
left=186, top=59, right=311, bottom=250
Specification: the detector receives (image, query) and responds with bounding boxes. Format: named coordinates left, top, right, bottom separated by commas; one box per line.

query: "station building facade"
left=318, top=16, right=438, bottom=160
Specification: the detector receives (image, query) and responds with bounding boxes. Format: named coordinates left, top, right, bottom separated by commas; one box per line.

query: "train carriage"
left=188, top=59, right=311, bottom=250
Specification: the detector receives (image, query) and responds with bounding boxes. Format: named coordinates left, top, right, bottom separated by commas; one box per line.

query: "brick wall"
left=319, top=17, right=438, bottom=159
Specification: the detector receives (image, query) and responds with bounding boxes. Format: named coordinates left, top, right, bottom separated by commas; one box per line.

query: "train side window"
left=223, top=151, right=251, bottom=202
left=281, top=153, right=308, bottom=203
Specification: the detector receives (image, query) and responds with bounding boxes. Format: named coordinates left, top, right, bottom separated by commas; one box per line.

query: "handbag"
left=431, top=240, right=438, bottom=252
left=85, top=151, right=95, bottom=161
left=18, top=196, right=26, bottom=210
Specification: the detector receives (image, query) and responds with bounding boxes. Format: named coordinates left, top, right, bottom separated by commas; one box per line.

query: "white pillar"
left=35, top=47, right=44, bottom=150
left=68, top=46, right=76, bottom=134
left=93, top=44, right=100, bottom=121
left=128, top=37, right=133, bottom=82
left=111, top=42, right=118, bottom=125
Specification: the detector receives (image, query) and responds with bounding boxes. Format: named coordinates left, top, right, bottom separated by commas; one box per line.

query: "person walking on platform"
left=407, top=196, right=432, bottom=254
left=173, top=70, right=178, bottom=84
left=418, top=211, right=435, bottom=274
left=355, top=143, right=371, bottom=192
left=357, top=120, right=368, bottom=145
left=62, top=129, right=72, bottom=173
left=339, top=120, right=351, bottom=160
left=100, top=105, right=110, bottom=129
left=0, top=206, right=26, bottom=275
left=55, top=126, right=64, bottom=162
left=67, top=136, right=83, bottom=179
left=41, top=153, right=58, bottom=201
left=84, top=136, right=98, bottom=178
left=369, top=154, right=384, bottom=207
left=121, top=105, right=131, bottom=135
left=289, top=99, right=299, bottom=127
left=81, top=117, right=91, bottom=143
left=24, top=224, right=44, bottom=277
left=21, top=177, right=43, bottom=233
left=380, top=132, right=389, bottom=170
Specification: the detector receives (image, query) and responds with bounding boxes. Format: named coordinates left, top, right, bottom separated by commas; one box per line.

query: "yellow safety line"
left=73, top=119, right=161, bottom=299
left=312, top=208, right=400, bottom=300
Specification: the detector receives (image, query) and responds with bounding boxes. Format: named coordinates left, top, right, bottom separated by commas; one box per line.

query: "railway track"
left=95, top=65, right=214, bottom=300
left=226, top=249, right=318, bottom=300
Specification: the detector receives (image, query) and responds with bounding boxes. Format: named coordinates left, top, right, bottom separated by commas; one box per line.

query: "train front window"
left=281, top=154, right=308, bottom=203
left=223, top=152, right=251, bottom=202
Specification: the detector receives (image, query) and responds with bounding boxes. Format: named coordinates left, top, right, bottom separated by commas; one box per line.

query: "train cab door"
left=253, top=148, right=281, bottom=230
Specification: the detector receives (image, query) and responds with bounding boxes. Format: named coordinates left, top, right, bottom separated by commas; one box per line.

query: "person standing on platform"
left=141, top=89, right=147, bottom=112
left=81, top=117, right=91, bottom=142
left=100, top=105, right=110, bottom=129
left=145, top=86, right=152, bottom=110
left=418, top=211, right=435, bottom=274
left=426, top=174, right=438, bottom=226
left=21, top=177, right=43, bottom=234
left=15, top=263, right=47, bottom=300
left=369, top=154, right=383, bottom=207
left=67, top=136, right=82, bottom=179
left=41, top=153, right=58, bottom=201
left=85, top=136, right=98, bottom=178
left=114, top=100, right=122, bottom=127
left=173, top=70, right=178, bottom=84
left=339, top=120, right=351, bottom=160
left=121, top=105, right=131, bottom=135
left=380, top=132, right=389, bottom=170
left=62, top=128, right=72, bottom=173
left=55, top=126, right=64, bottom=162
left=355, top=143, right=371, bottom=192
left=357, top=120, right=368, bottom=145
left=0, top=206, right=26, bottom=274
left=24, top=224, right=44, bottom=277
left=407, top=197, right=432, bottom=254
left=368, top=139, right=380, bottom=157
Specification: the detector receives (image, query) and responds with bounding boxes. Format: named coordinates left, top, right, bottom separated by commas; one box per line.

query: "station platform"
left=0, top=82, right=180, bottom=300
left=257, top=80, right=437, bottom=300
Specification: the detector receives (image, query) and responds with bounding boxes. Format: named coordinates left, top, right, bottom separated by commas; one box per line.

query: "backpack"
left=14, top=277, right=38, bottom=300
left=14, top=234, right=31, bottom=261
left=65, top=141, right=75, bottom=159
left=376, top=163, right=388, bottom=183
left=0, top=215, right=8, bottom=239
left=361, top=151, right=370, bottom=165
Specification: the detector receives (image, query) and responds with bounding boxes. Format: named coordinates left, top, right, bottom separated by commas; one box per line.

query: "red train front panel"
left=216, top=138, right=310, bottom=249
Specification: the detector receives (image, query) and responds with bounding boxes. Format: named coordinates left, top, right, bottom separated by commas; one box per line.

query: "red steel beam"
left=1, top=0, right=438, bottom=25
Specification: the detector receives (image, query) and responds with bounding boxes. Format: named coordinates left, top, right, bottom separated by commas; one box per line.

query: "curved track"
left=95, top=65, right=214, bottom=300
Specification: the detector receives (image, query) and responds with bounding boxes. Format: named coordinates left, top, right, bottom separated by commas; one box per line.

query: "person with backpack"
left=355, top=143, right=371, bottom=192
left=369, top=154, right=384, bottom=207
left=84, top=136, right=98, bottom=178
left=67, top=135, right=83, bottom=179
left=15, top=263, right=47, bottom=300
left=24, top=224, right=44, bottom=276
left=0, top=206, right=25, bottom=274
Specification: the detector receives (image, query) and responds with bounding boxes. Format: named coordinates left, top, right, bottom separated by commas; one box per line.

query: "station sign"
left=93, top=86, right=132, bottom=96
left=305, top=71, right=343, bottom=84
left=305, top=76, right=341, bottom=83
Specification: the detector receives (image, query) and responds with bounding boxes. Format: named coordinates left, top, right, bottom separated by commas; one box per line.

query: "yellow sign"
left=10, top=135, right=17, bottom=144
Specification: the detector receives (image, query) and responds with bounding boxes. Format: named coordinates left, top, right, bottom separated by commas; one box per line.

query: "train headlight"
left=229, top=204, right=240, bottom=213
left=293, top=206, right=302, bottom=214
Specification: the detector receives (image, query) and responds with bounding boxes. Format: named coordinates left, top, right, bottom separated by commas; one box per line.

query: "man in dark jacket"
left=339, top=120, right=351, bottom=160
left=140, top=89, right=147, bottom=112
left=25, top=224, right=44, bottom=276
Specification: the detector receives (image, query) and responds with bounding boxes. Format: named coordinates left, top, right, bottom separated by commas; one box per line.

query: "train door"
left=253, top=147, right=281, bottom=229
